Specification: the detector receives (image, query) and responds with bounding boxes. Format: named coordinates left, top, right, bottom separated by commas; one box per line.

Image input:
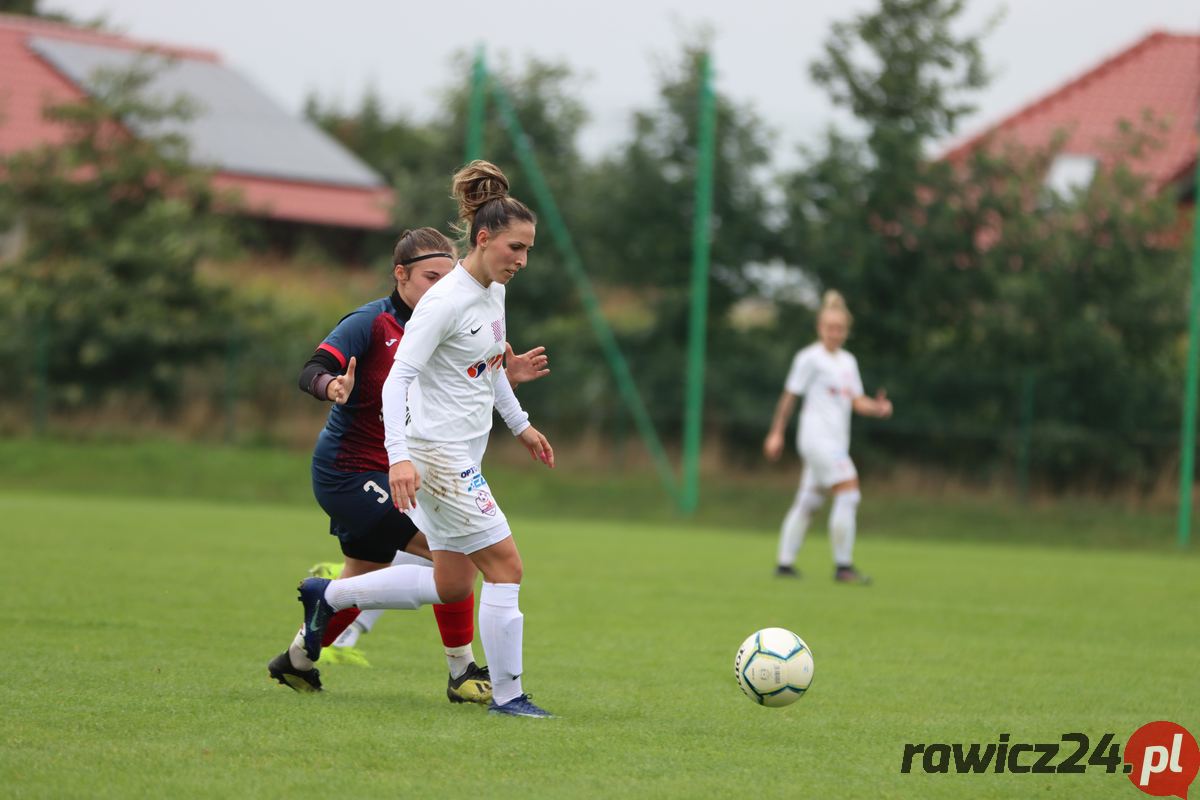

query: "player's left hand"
left=874, top=389, right=893, bottom=419
left=517, top=425, right=555, bottom=468
left=505, top=343, right=550, bottom=386
left=326, top=356, right=356, bottom=404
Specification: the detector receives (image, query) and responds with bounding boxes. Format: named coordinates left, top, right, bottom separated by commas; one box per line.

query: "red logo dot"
left=1125, top=721, right=1200, bottom=798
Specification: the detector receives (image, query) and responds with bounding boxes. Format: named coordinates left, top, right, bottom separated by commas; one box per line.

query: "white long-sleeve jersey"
left=382, top=264, right=529, bottom=465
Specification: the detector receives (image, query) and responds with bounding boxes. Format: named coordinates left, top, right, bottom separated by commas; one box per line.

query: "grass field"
left=1, top=439, right=1197, bottom=799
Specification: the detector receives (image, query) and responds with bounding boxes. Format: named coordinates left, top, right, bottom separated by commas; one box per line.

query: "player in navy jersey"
left=268, top=227, right=549, bottom=698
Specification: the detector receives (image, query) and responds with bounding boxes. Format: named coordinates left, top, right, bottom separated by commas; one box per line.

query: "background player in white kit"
left=763, top=291, right=893, bottom=584
left=295, top=160, right=556, bottom=718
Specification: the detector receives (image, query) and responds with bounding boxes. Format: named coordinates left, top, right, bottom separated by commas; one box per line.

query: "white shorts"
left=407, top=434, right=512, bottom=555
left=800, top=447, right=858, bottom=491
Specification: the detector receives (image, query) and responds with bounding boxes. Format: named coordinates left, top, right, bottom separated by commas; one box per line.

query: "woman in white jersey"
left=763, top=291, right=892, bottom=584
left=294, top=161, right=555, bottom=718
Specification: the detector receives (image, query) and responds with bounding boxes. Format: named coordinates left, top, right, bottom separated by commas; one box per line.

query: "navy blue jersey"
left=312, top=292, right=412, bottom=473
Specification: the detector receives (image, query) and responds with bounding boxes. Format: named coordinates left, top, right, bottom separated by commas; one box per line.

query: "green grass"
left=1, top=462, right=1197, bottom=797
left=0, top=436, right=1183, bottom=549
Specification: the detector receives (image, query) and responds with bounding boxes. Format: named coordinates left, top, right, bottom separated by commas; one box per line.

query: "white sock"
left=331, top=623, right=361, bottom=648
left=354, top=608, right=384, bottom=633
left=777, top=487, right=823, bottom=566
left=324, top=554, right=429, bottom=646
left=829, top=489, right=861, bottom=567
left=445, top=644, right=475, bottom=679
left=288, top=627, right=313, bottom=670
left=324, top=565, right=441, bottom=611
left=479, top=582, right=523, bottom=706
left=332, top=608, right=385, bottom=648
left=390, top=550, right=433, bottom=568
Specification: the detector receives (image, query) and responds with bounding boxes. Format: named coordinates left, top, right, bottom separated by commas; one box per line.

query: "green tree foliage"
left=583, top=41, right=779, bottom=438
left=0, top=0, right=39, bottom=15
left=0, top=0, right=94, bottom=24
left=0, top=64, right=243, bottom=408
left=306, top=56, right=590, bottom=319
left=304, top=87, right=450, bottom=254
left=783, top=0, right=1187, bottom=485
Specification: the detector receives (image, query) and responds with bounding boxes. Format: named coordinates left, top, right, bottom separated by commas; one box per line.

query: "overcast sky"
left=45, top=0, right=1200, bottom=164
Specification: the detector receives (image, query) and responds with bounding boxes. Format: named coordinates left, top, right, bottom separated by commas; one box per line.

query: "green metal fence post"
left=680, top=52, right=717, bottom=515
left=225, top=333, right=239, bottom=444
left=1017, top=369, right=1036, bottom=504
left=1177, top=156, right=1200, bottom=549
left=465, top=46, right=487, bottom=163
left=34, top=315, right=49, bottom=436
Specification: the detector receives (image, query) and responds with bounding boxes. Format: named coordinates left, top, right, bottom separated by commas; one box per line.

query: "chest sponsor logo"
left=465, top=353, right=505, bottom=379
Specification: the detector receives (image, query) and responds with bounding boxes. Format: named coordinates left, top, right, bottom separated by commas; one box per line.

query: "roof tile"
left=944, top=31, right=1200, bottom=189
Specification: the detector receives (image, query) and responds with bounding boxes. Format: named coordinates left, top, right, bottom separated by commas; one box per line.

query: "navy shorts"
left=311, top=460, right=419, bottom=563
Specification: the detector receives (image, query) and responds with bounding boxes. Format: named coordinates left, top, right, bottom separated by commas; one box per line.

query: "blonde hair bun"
left=818, top=290, right=853, bottom=326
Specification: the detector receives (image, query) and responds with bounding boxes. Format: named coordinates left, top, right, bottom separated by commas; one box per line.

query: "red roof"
left=944, top=31, right=1200, bottom=191
left=0, top=14, right=393, bottom=230
left=211, top=174, right=393, bottom=230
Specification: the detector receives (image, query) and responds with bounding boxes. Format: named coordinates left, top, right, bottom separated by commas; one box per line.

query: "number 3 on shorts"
left=363, top=480, right=389, bottom=504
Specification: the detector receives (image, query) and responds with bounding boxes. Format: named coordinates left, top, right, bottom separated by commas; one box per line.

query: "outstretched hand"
left=763, top=431, right=785, bottom=461
left=326, top=356, right=357, bottom=404
left=517, top=425, right=555, bottom=468
left=873, top=389, right=893, bottom=419
left=506, top=343, right=550, bottom=386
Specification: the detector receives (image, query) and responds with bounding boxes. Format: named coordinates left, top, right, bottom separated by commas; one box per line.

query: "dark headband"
left=397, top=251, right=454, bottom=267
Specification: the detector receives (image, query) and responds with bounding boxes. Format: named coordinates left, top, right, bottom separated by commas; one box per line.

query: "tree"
left=582, top=41, right=779, bottom=437
left=781, top=0, right=1187, bottom=486
left=0, top=63, right=242, bottom=408
left=0, top=0, right=98, bottom=24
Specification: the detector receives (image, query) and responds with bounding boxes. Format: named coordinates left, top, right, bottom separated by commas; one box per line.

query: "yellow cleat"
left=307, top=562, right=343, bottom=580
left=320, top=646, right=371, bottom=667
left=447, top=662, right=492, bottom=705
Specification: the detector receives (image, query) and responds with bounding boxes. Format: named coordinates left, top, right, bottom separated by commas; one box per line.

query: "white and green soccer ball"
left=734, top=627, right=814, bottom=707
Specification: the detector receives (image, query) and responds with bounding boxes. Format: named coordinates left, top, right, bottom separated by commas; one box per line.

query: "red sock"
left=432, top=593, right=475, bottom=648
left=321, top=608, right=361, bottom=647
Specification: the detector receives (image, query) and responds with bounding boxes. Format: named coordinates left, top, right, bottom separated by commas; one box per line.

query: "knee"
left=834, top=488, right=861, bottom=509
left=404, top=533, right=432, bottom=561
left=435, top=576, right=473, bottom=604
left=798, top=489, right=824, bottom=515
left=484, top=555, right=523, bottom=585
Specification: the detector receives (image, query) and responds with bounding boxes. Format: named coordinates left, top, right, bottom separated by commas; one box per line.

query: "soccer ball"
left=734, top=627, right=814, bottom=707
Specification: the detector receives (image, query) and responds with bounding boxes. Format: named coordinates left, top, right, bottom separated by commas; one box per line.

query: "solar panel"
left=30, top=36, right=384, bottom=189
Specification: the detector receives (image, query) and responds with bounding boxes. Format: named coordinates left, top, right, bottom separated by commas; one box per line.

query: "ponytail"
left=450, top=160, right=536, bottom=248
left=818, top=290, right=853, bottom=327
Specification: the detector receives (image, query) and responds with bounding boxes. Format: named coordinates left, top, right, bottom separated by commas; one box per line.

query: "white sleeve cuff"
left=493, top=369, right=531, bottom=435
left=382, top=360, right=420, bottom=464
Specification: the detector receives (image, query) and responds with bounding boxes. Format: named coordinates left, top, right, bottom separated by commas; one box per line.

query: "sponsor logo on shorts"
left=467, top=474, right=488, bottom=491
left=460, top=466, right=479, bottom=479
left=474, top=489, right=497, bottom=516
